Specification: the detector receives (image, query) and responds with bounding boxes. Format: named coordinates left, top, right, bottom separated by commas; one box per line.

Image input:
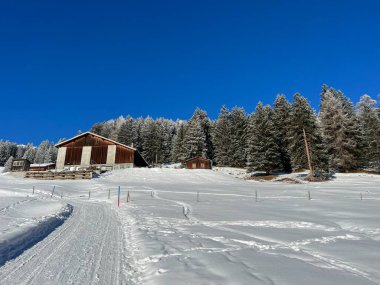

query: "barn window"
left=192, top=163, right=196, bottom=168
left=201, top=163, right=205, bottom=168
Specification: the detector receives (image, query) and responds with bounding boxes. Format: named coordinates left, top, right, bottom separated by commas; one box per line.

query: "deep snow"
left=0, top=169, right=379, bottom=284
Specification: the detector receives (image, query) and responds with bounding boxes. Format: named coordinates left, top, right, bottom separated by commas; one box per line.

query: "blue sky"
left=1, top=1, right=379, bottom=145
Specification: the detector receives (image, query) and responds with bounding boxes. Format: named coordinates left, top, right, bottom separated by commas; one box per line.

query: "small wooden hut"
left=11, top=158, right=31, bottom=172
left=185, top=157, right=212, bottom=169
left=29, top=163, right=56, bottom=171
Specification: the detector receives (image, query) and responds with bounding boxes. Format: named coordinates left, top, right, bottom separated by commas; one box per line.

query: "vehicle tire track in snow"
left=0, top=201, right=126, bottom=285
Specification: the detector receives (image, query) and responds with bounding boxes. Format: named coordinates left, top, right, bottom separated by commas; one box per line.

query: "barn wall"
left=115, top=145, right=134, bottom=164
left=64, top=147, right=82, bottom=165
left=56, top=147, right=67, bottom=169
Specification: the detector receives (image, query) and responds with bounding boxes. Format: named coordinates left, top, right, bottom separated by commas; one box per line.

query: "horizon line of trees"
left=1, top=85, right=379, bottom=175
left=89, top=84, right=380, bottom=174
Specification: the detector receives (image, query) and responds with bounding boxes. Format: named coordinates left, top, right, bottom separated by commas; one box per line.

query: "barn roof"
left=55, top=131, right=136, bottom=150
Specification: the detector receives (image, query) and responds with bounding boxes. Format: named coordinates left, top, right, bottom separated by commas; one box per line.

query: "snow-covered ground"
left=0, top=169, right=379, bottom=284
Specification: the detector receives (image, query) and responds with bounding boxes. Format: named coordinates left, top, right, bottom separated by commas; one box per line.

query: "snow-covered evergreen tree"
left=357, top=95, right=380, bottom=169
left=183, top=109, right=208, bottom=159
left=171, top=121, right=187, bottom=163
left=3, top=156, right=14, bottom=172
left=319, top=86, right=361, bottom=171
left=247, top=103, right=280, bottom=174
left=117, top=115, right=134, bottom=146
left=229, top=107, right=248, bottom=167
left=22, top=144, right=37, bottom=163
left=0, top=141, right=17, bottom=166
left=132, top=117, right=144, bottom=152
left=213, top=106, right=232, bottom=166
left=273, top=94, right=292, bottom=172
left=287, top=93, right=329, bottom=173
left=141, top=117, right=163, bottom=164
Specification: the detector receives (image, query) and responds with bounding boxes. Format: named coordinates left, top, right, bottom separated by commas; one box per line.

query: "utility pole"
left=303, top=128, right=314, bottom=180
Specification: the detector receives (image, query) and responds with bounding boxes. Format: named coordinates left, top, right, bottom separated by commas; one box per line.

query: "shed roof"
left=185, top=156, right=211, bottom=163
left=30, top=163, right=55, bottom=167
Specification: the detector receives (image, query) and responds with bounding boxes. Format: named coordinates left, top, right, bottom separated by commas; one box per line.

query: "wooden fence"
left=25, top=171, right=93, bottom=180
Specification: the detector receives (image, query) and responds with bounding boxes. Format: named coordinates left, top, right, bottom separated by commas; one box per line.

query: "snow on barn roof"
left=54, top=131, right=136, bottom=151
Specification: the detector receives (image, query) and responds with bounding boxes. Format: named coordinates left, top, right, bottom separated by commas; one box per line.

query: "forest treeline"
left=89, top=85, right=380, bottom=174
left=1, top=85, right=379, bottom=175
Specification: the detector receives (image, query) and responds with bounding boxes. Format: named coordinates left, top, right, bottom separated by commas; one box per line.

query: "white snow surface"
left=0, top=169, right=379, bottom=284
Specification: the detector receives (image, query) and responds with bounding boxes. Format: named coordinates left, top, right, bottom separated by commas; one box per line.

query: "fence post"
left=197, top=191, right=200, bottom=202
left=32, top=186, right=35, bottom=195
left=51, top=186, right=55, bottom=198
left=360, top=193, right=363, bottom=201
left=255, top=190, right=258, bottom=202
left=308, top=190, right=311, bottom=200
left=127, top=191, right=130, bottom=203
left=118, top=186, right=120, bottom=207
left=89, top=191, right=91, bottom=200
left=108, top=189, right=110, bottom=199
left=61, top=192, right=63, bottom=199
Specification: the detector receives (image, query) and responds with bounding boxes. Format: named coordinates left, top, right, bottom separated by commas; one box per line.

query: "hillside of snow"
left=0, top=169, right=379, bottom=284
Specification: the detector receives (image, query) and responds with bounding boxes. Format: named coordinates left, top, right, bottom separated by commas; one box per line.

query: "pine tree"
left=229, top=107, right=248, bottom=167
left=247, top=103, right=280, bottom=174
left=357, top=95, right=380, bottom=169
left=132, top=117, right=144, bottom=152
left=319, top=86, right=360, bottom=171
left=171, top=121, right=187, bottom=163
left=23, top=144, right=37, bottom=163
left=287, top=93, right=329, bottom=173
left=213, top=106, right=232, bottom=166
left=183, top=110, right=207, bottom=159
left=3, top=156, right=14, bottom=172
left=273, top=94, right=292, bottom=172
left=117, top=115, right=134, bottom=146
left=141, top=117, right=162, bottom=164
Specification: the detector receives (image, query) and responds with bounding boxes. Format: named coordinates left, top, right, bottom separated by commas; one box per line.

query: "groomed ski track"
left=0, top=200, right=127, bottom=285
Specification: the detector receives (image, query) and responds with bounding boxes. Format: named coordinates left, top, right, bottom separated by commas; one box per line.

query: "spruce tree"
left=229, top=107, right=248, bottom=167
left=357, top=95, right=380, bottom=169
left=3, top=156, right=14, bottom=172
left=171, top=121, right=187, bottom=163
left=141, top=117, right=162, bottom=164
left=319, top=86, right=360, bottom=171
left=183, top=111, right=207, bottom=159
left=273, top=94, right=292, bottom=172
left=247, top=103, right=280, bottom=174
left=213, top=106, right=232, bottom=166
left=117, top=115, right=134, bottom=146
left=287, top=93, right=328, bottom=173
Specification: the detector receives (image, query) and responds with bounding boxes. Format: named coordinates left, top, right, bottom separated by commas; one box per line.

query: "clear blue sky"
left=1, top=1, right=379, bottom=145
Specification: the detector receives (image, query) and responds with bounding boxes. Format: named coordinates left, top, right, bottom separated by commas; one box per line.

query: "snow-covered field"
left=0, top=169, right=379, bottom=284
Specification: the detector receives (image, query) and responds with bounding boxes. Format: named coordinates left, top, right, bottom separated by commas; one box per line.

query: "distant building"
left=55, top=132, right=149, bottom=170
left=185, top=157, right=212, bottom=169
left=11, top=158, right=31, bottom=172
left=29, top=163, right=56, bottom=172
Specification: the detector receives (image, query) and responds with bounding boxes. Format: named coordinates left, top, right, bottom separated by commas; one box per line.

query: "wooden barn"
left=55, top=132, right=149, bottom=170
left=11, top=158, right=31, bottom=172
left=185, top=157, right=212, bottom=169
left=29, top=163, right=56, bottom=171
